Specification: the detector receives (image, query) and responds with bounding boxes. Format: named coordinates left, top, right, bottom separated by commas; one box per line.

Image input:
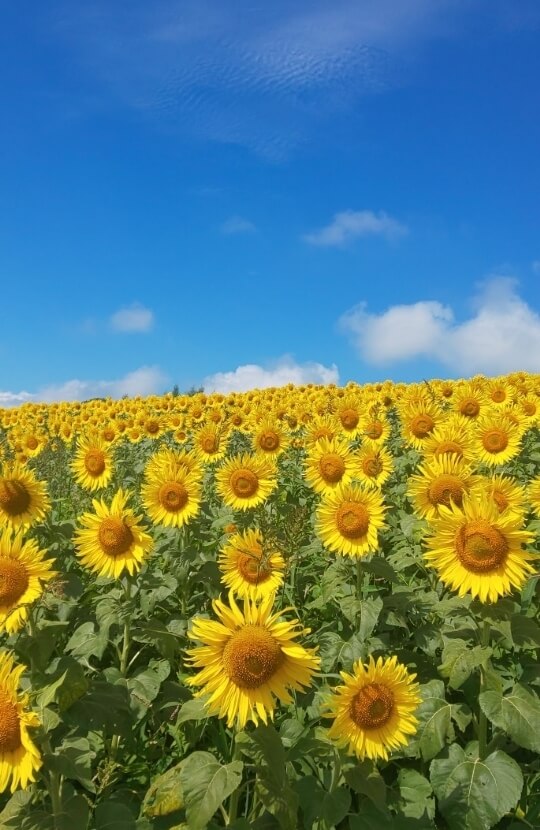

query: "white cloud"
left=220, top=216, right=257, bottom=235
left=340, top=276, right=540, bottom=375
left=303, top=210, right=408, bottom=246
left=203, top=356, right=339, bottom=393
left=0, top=366, right=168, bottom=407
left=110, top=303, right=155, bottom=333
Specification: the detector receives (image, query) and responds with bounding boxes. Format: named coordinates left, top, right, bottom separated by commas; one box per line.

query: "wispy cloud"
left=109, top=303, right=155, bottom=333
left=0, top=366, right=167, bottom=407
left=203, top=355, right=339, bottom=393
left=304, top=209, right=408, bottom=246
left=220, top=216, right=257, bottom=235
left=47, top=0, right=482, bottom=157
left=340, top=276, right=540, bottom=375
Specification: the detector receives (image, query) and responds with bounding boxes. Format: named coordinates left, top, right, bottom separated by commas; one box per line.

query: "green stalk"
left=356, top=560, right=362, bottom=601
left=110, top=580, right=132, bottom=760
left=227, top=734, right=242, bottom=825
left=478, top=620, right=490, bottom=761
left=42, top=737, right=63, bottom=829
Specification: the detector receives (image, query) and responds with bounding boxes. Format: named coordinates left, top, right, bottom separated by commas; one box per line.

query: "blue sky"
left=1, top=0, right=540, bottom=403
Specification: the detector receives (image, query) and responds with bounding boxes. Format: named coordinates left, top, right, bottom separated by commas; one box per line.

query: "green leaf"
left=413, top=680, right=453, bottom=760
left=358, top=596, right=383, bottom=642
left=94, top=800, right=137, bottom=829
left=68, top=680, right=132, bottom=735
left=439, top=641, right=492, bottom=689
left=176, top=698, right=209, bottom=725
left=322, top=788, right=351, bottom=828
left=65, top=621, right=109, bottom=659
left=44, top=737, right=96, bottom=792
left=510, top=615, right=540, bottom=648
left=430, top=744, right=523, bottom=830
left=0, top=791, right=33, bottom=829
left=344, top=760, right=386, bottom=809
left=142, top=762, right=186, bottom=817
left=293, top=776, right=326, bottom=829
left=127, top=659, right=170, bottom=719
left=240, top=725, right=299, bottom=830
left=479, top=684, right=540, bottom=752
left=180, top=751, right=243, bottom=830
left=395, top=769, right=434, bottom=820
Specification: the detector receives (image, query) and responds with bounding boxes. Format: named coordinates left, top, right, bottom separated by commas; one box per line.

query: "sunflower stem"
left=110, top=580, right=132, bottom=761
left=356, top=560, right=362, bottom=602
left=227, top=734, right=243, bottom=825
left=478, top=620, right=490, bottom=761
left=42, top=737, right=63, bottom=829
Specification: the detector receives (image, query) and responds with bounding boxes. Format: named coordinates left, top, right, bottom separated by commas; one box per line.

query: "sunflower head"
left=0, top=651, right=42, bottom=793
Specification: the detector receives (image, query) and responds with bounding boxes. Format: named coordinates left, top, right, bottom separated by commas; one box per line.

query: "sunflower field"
left=0, top=374, right=540, bottom=830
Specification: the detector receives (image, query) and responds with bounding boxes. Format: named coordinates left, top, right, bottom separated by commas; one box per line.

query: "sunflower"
left=408, top=455, right=479, bottom=521
left=186, top=592, right=320, bottom=729
left=193, top=423, right=228, bottom=464
left=145, top=448, right=203, bottom=482
left=316, top=482, right=386, bottom=558
left=74, top=489, right=153, bottom=579
left=304, top=414, right=341, bottom=448
left=335, top=397, right=363, bottom=439
left=215, top=453, right=277, bottom=511
left=71, top=434, right=113, bottom=491
left=304, top=437, right=360, bottom=496
left=453, top=383, right=486, bottom=420
left=527, top=476, right=540, bottom=516
left=0, top=651, right=42, bottom=793
left=0, top=530, right=57, bottom=634
left=218, top=528, right=286, bottom=600
left=424, top=491, right=535, bottom=603
left=325, top=655, right=420, bottom=762
left=421, top=416, right=475, bottom=462
left=0, top=464, right=50, bottom=531
left=475, top=474, right=527, bottom=519
left=399, top=400, right=443, bottom=450
left=360, top=413, right=391, bottom=445
left=251, top=419, right=290, bottom=458
left=141, top=464, right=202, bottom=528
left=355, top=442, right=393, bottom=489
left=472, top=412, right=523, bottom=466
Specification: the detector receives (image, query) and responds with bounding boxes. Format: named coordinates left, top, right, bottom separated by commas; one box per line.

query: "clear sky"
left=1, top=0, right=540, bottom=404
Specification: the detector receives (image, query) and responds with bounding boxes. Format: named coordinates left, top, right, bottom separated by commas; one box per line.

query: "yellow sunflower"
left=399, top=400, right=443, bottom=450
left=325, top=655, right=420, bottom=762
left=74, top=489, right=153, bottom=579
left=251, top=419, right=290, bottom=458
left=0, top=651, right=42, bottom=793
left=421, top=415, right=475, bottom=462
left=304, top=414, right=341, bottom=448
left=408, top=454, right=479, bottom=521
left=474, top=474, right=527, bottom=519
left=215, top=453, right=277, bottom=511
left=335, top=397, right=363, bottom=439
left=218, top=528, right=286, bottom=600
left=186, top=592, right=320, bottom=729
left=0, top=530, right=57, bottom=634
left=424, top=491, right=535, bottom=603
left=453, top=383, right=486, bottom=420
left=360, top=413, right=391, bottom=444
left=527, top=476, right=540, bottom=516
left=193, top=423, right=228, bottom=464
left=0, top=464, right=50, bottom=531
left=304, top=437, right=360, bottom=496
left=145, top=447, right=203, bottom=482
left=355, top=442, right=393, bottom=489
left=471, top=412, right=523, bottom=466
left=141, top=464, right=202, bottom=528
left=316, top=482, right=386, bottom=558
left=71, top=434, right=113, bottom=491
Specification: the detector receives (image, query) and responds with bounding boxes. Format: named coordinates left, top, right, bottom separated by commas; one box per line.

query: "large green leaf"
left=430, top=744, right=523, bottom=830
left=142, top=762, right=186, bottom=817
left=179, top=751, right=243, bottom=830
left=479, top=684, right=540, bottom=752
left=439, top=641, right=492, bottom=689
left=240, top=725, right=299, bottom=830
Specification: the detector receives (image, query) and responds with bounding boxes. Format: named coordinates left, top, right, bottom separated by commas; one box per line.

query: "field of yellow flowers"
left=0, top=374, right=539, bottom=830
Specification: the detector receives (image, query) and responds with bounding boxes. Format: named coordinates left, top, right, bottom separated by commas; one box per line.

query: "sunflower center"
left=0, top=558, right=29, bottom=605
left=0, top=691, right=21, bottom=753
left=482, top=429, right=509, bottom=454
left=98, top=517, right=134, bottom=557
left=201, top=436, right=218, bottom=453
left=427, top=474, right=465, bottom=508
left=319, top=453, right=346, bottom=484
left=410, top=414, right=434, bottom=438
left=491, top=389, right=506, bottom=403
left=455, top=519, right=508, bottom=573
left=230, top=469, right=259, bottom=498
left=365, top=422, right=383, bottom=439
left=159, top=482, right=188, bottom=512
left=350, top=683, right=394, bottom=729
left=0, top=480, right=31, bottom=516
left=434, top=441, right=463, bottom=458
left=237, top=554, right=271, bottom=585
left=85, top=449, right=106, bottom=476
left=222, top=625, right=284, bottom=688
left=492, top=489, right=508, bottom=513
left=27, top=437, right=39, bottom=450
left=523, top=402, right=536, bottom=415
left=146, top=420, right=160, bottom=435
left=259, top=432, right=280, bottom=451
left=340, top=409, right=359, bottom=430
left=102, top=428, right=115, bottom=442
left=336, top=502, right=369, bottom=539
left=362, top=456, right=383, bottom=478
left=460, top=399, right=480, bottom=417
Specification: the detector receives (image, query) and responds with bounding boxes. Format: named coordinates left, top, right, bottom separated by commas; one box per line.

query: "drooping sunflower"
left=141, top=464, right=202, bottom=528
left=471, top=412, right=523, bottom=466
left=325, top=655, right=421, bottom=762
left=424, top=491, right=535, bottom=603
left=0, top=464, right=50, bottom=531
left=251, top=419, right=291, bottom=459
left=215, top=453, right=277, bottom=511
left=408, top=454, right=479, bottom=522
left=0, top=530, right=57, bottom=634
left=74, top=489, right=153, bottom=579
left=186, top=592, right=320, bottom=729
left=316, top=482, right=386, bottom=558
left=304, top=437, right=360, bottom=496
left=218, top=528, right=286, bottom=600
left=355, top=442, right=394, bottom=489
left=0, top=651, right=42, bottom=793
left=71, top=434, right=113, bottom=491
